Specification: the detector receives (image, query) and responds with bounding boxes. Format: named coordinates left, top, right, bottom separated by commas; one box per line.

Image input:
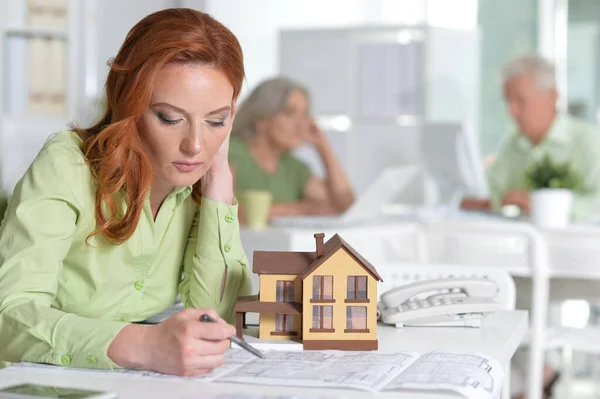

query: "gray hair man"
left=462, top=54, right=600, bottom=218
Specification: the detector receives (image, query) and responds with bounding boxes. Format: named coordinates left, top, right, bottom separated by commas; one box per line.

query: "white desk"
left=0, top=310, right=527, bottom=399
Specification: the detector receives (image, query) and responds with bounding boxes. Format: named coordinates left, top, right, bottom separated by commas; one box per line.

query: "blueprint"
left=9, top=349, right=503, bottom=398
left=217, top=351, right=417, bottom=392
left=383, top=351, right=504, bottom=399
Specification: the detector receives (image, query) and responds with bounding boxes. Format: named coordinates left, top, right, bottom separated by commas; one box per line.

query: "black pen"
left=199, top=314, right=265, bottom=359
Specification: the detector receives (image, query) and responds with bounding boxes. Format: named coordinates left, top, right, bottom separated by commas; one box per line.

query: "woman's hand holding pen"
left=108, top=308, right=235, bottom=376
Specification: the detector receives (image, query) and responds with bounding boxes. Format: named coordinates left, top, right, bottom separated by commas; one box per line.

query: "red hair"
left=74, top=8, right=244, bottom=244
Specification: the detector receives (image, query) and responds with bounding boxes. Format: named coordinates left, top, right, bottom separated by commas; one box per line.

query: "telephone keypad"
left=396, top=297, right=467, bottom=313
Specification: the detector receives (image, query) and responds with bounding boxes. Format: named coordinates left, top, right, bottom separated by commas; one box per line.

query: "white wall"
left=205, top=0, right=478, bottom=98
left=205, top=0, right=378, bottom=98
left=95, top=0, right=179, bottom=94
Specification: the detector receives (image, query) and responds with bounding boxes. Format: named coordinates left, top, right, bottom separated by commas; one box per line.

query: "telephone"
left=377, top=278, right=500, bottom=328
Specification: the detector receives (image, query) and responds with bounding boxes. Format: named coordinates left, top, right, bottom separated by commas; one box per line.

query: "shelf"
left=4, top=27, right=68, bottom=41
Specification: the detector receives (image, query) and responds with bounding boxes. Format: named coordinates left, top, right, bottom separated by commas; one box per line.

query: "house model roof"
left=252, top=233, right=383, bottom=282
left=252, top=251, right=317, bottom=275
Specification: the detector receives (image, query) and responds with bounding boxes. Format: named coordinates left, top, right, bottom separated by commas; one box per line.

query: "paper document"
left=217, top=351, right=417, bottom=392
left=9, top=349, right=503, bottom=398
left=383, top=351, right=504, bottom=399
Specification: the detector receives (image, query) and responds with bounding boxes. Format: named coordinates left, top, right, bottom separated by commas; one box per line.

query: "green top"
left=488, top=114, right=600, bottom=218
left=229, top=137, right=312, bottom=203
left=0, top=131, right=252, bottom=370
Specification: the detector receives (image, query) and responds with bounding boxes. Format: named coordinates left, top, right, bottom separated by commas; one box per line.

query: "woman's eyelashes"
left=207, top=115, right=228, bottom=128
left=155, top=111, right=227, bottom=128
left=156, top=111, right=181, bottom=126
left=207, top=119, right=226, bottom=128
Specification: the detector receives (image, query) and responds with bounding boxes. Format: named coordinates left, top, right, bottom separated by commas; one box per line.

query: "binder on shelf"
left=47, top=39, right=67, bottom=117
left=27, top=0, right=68, bottom=31
left=27, top=37, right=47, bottom=116
left=47, top=0, right=69, bottom=31
left=26, top=37, right=66, bottom=117
left=26, top=0, right=48, bottom=29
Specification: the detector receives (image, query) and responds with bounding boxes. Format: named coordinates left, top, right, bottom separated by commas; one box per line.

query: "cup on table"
left=239, top=190, right=272, bottom=230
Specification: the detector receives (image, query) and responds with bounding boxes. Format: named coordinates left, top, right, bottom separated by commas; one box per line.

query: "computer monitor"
left=420, top=122, right=489, bottom=207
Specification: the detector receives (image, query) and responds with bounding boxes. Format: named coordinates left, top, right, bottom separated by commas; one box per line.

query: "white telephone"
left=377, top=278, right=500, bottom=328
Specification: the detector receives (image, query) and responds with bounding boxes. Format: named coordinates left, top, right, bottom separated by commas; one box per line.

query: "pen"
left=199, top=314, right=266, bottom=359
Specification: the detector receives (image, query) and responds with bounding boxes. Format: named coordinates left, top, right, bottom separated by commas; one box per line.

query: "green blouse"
left=0, top=131, right=252, bottom=370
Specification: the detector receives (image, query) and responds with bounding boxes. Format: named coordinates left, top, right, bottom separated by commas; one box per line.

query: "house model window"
left=312, top=276, right=334, bottom=301
left=274, top=313, right=294, bottom=333
left=276, top=281, right=294, bottom=302
left=311, top=305, right=334, bottom=331
left=346, top=276, right=369, bottom=302
left=234, top=232, right=383, bottom=351
left=346, top=306, right=368, bottom=332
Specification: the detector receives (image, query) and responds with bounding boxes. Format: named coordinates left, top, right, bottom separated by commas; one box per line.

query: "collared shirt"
left=0, top=131, right=252, bottom=370
left=487, top=114, right=600, bottom=218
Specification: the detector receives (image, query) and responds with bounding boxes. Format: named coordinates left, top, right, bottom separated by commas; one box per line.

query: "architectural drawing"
left=9, top=349, right=503, bottom=398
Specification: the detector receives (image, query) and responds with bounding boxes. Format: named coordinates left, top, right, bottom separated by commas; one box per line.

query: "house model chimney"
left=314, top=233, right=325, bottom=258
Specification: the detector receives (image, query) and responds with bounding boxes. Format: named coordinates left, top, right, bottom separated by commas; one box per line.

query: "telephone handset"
left=377, top=278, right=500, bottom=328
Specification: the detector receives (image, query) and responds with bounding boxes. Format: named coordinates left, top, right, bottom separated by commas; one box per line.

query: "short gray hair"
left=232, top=77, right=309, bottom=139
left=501, top=54, right=556, bottom=91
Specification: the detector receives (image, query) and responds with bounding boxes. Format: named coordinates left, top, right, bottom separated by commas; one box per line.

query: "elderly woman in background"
left=229, top=77, right=354, bottom=219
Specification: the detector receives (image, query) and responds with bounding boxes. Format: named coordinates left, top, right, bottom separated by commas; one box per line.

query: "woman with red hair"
left=0, top=8, right=251, bottom=376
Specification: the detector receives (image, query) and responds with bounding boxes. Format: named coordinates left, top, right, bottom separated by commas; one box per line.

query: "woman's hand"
left=108, top=308, right=235, bottom=376
left=299, top=119, right=355, bottom=213
left=202, top=134, right=234, bottom=205
left=303, top=119, right=329, bottom=152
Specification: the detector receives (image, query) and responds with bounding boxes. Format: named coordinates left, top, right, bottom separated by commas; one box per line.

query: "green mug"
left=239, top=190, right=272, bottom=230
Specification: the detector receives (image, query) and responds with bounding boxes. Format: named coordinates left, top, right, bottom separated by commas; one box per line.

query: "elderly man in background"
left=462, top=54, right=600, bottom=219
left=462, top=54, right=600, bottom=398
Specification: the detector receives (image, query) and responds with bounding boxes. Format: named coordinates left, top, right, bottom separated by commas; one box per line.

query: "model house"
left=235, top=233, right=383, bottom=350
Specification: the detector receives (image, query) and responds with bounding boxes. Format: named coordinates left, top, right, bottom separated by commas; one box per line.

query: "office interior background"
left=1, top=0, right=594, bottom=197
left=2, top=0, right=600, bottom=397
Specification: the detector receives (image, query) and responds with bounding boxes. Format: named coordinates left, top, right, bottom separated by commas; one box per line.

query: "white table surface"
left=0, top=310, right=527, bottom=399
